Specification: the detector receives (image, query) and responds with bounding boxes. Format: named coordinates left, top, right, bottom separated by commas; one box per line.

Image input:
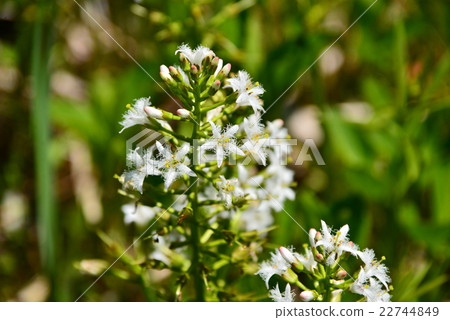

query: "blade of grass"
left=31, top=1, right=57, bottom=300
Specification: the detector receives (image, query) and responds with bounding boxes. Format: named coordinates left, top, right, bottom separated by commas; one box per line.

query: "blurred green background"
left=0, top=0, right=449, bottom=301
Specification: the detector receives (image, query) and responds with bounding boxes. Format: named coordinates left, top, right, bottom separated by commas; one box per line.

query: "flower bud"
left=279, top=247, right=297, bottom=264
left=335, top=268, right=347, bottom=279
left=299, top=290, right=316, bottom=302
left=212, top=80, right=221, bottom=90
left=208, top=80, right=221, bottom=95
left=213, top=58, right=223, bottom=77
left=221, top=63, right=231, bottom=77
left=168, top=66, right=184, bottom=82
left=190, top=65, right=198, bottom=77
left=315, top=231, right=322, bottom=241
left=331, top=289, right=343, bottom=302
left=309, top=228, right=317, bottom=247
left=179, top=53, right=190, bottom=71
left=281, top=267, right=298, bottom=284
left=78, top=259, right=108, bottom=276
left=160, top=65, right=174, bottom=83
left=315, top=253, right=324, bottom=262
left=330, top=279, right=345, bottom=285
left=176, top=108, right=190, bottom=118
left=144, top=106, right=164, bottom=119
left=202, top=51, right=215, bottom=69
left=211, top=56, right=220, bottom=68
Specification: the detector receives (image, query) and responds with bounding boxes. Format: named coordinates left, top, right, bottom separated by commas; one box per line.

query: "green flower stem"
left=139, top=269, right=154, bottom=301
left=295, top=280, right=310, bottom=292
left=198, top=200, right=224, bottom=206
left=189, top=86, right=205, bottom=301
left=144, top=183, right=187, bottom=195
left=200, top=104, right=238, bottom=129
left=147, top=123, right=191, bottom=143
left=201, top=100, right=226, bottom=113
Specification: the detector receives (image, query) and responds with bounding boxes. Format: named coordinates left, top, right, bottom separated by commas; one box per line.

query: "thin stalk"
left=189, top=87, right=205, bottom=301
left=31, top=1, right=57, bottom=299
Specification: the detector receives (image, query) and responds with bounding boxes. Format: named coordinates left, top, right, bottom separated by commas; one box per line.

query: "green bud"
left=169, top=66, right=184, bottom=82
left=179, top=53, right=190, bottom=71
left=211, top=56, right=220, bottom=69
left=208, top=80, right=221, bottom=95
left=190, top=65, right=198, bottom=78
left=282, top=267, right=299, bottom=284
left=201, top=52, right=214, bottom=70
left=292, top=261, right=304, bottom=273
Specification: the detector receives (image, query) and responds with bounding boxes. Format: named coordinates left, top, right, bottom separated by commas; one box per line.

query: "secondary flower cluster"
left=256, top=220, right=392, bottom=302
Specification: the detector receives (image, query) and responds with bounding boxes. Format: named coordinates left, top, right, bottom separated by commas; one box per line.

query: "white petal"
left=179, top=164, right=196, bottom=177
left=164, top=170, right=178, bottom=189
left=216, top=145, right=224, bottom=167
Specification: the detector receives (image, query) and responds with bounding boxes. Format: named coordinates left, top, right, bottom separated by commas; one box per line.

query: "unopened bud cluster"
left=257, top=220, right=392, bottom=302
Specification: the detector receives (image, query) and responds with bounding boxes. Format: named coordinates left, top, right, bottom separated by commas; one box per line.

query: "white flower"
left=200, top=121, right=244, bottom=167
left=315, top=220, right=359, bottom=265
left=269, top=283, right=295, bottom=302
left=237, top=164, right=265, bottom=199
left=119, top=97, right=151, bottom=133
left=240, top=203, right=274, bottom=231
left=294, top=248, right=317, bottom=273
left=264, top=164, right=295, bottom=210
left=216, top=175, right=244, bottom=208
left=356, top=248, right=391, bottom=289
left=153, top=142, right=196, bottom=190
left=266, top=119, right=292, bottom=160
left=175, top=44, right=214, bottom=66
left=224, top=70, right=265, bottom=113
left=351, top=277, right=391, bottom=302
left=122, top=203, right=160, bottom=226
left=241, top=115, right=269, bottom=165
left=256, top=250, right=290, bottom=288
left=123, top=148, right=159, bottom=193
left=266, top=119, right=289, bottom=139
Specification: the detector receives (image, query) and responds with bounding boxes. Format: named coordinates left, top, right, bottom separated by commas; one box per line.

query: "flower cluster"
left=119, top=44, right=294, bottom=232
left=116, top=44, right=295, bottom=300
left=256, top=220, right=391, bottom=302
